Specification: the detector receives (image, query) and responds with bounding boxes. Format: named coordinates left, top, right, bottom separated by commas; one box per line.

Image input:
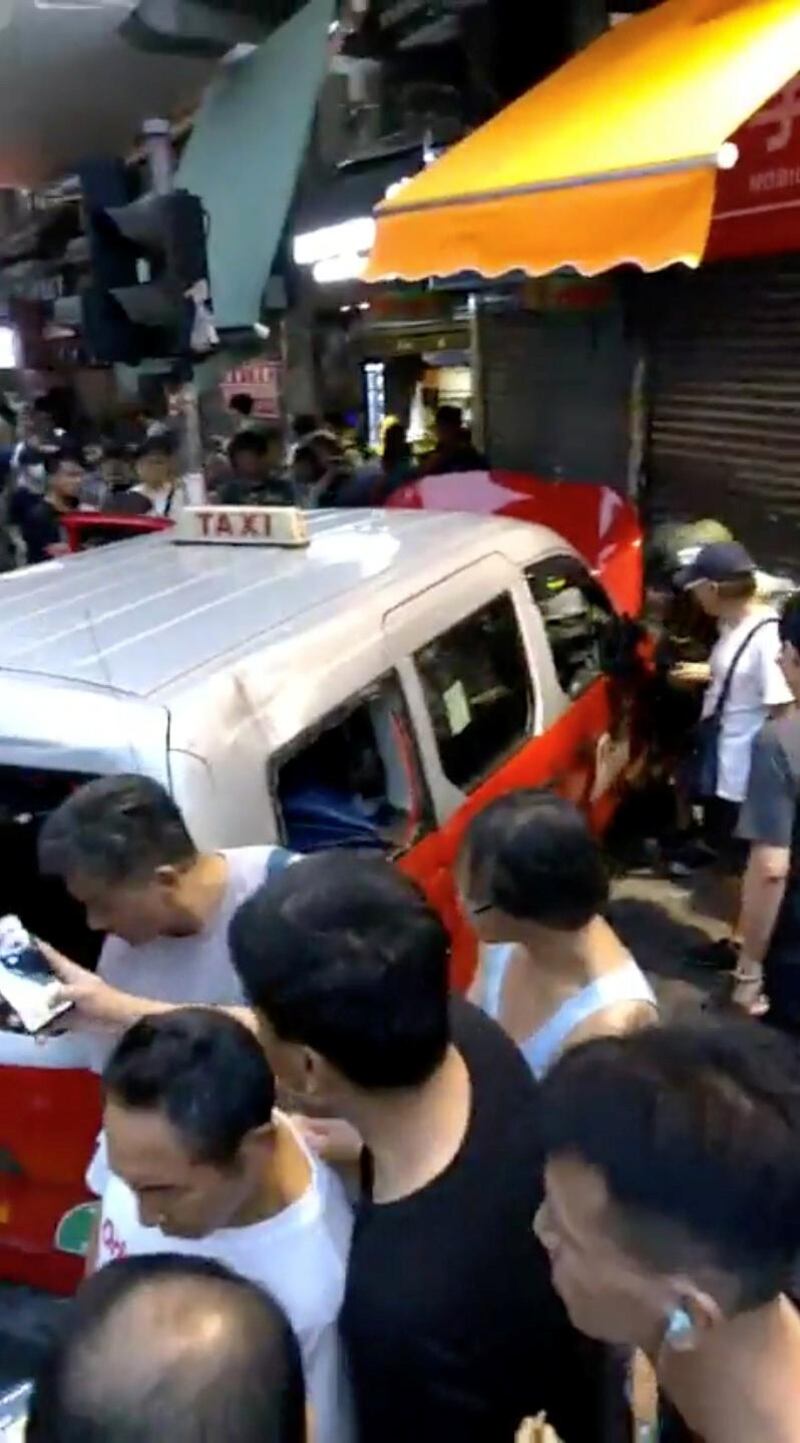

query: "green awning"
left=177, top=0, right=333, bottom=330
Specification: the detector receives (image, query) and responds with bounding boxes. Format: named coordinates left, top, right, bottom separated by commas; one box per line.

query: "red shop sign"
left=709, top=76, right=800, bottom=262
left=220, top=361, right=281, bottom=420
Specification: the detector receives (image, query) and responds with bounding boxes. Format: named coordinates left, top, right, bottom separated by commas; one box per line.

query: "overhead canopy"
left=293, top=147, right=429, bottom=238
left=177, top=0, right=333, bottom=329
left=367, top=0, right=800, bottom=283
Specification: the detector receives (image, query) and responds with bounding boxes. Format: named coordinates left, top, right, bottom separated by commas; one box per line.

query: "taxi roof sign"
left=172, top=505, right=310, bottom=549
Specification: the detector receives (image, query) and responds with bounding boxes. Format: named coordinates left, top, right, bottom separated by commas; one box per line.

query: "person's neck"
left=166, top=853, right=230, bottom=937
left=517, top=916, right=629, bottom=993
left=718, top=598, right=759, bottom=628
left=230, top=1117, right=311, bottom=1228
left=345, top=1045, right=471, bottom=1204
left=660, top=1296, right=800, bottom=1443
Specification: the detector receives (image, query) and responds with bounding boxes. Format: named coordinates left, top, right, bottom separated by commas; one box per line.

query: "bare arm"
left=669, top=661, right=711, bottom=687
left=39, top=942, right=259, bottom=1037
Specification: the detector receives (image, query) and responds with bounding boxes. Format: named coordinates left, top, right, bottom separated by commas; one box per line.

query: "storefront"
left=362, top=0, right=800, bottom=514
left=291, top=143, right=475, bottom=451
left=643, top=77, right=800, bottom=574
left=350, top=289, right=472, bottom=450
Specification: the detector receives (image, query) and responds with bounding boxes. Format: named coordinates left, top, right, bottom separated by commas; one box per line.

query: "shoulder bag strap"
left=714, top=617, right=778, bottom=720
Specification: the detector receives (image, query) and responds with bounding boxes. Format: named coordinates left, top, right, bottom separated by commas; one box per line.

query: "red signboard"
left=709, top=76, right=800, bottom=261
left=220, top=361, right=281, bottom=420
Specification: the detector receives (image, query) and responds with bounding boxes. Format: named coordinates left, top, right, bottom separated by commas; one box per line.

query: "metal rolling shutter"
left=479, top=308, right=632, bottom=489
left=646, top=257, right=800, bottom=574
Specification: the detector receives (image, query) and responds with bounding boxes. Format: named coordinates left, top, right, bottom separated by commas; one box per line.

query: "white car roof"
left=0, top=508, right=566, bottom=700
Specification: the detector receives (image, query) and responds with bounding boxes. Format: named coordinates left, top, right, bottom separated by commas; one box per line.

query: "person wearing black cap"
left=672, top=542, right=792, bottom=969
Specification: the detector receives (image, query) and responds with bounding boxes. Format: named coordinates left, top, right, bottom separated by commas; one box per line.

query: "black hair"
left=292, top=414, right=317, bottom=441
left=540, top=1019, right=800, bottom=1310
left=104, top=1009, right=275, bottom=1166
left=463, top=789, right=609, bottom=930
left=229, top=852, right=451, bottom=1090
left=16, top=444, right=45, bottom=468
left=27, top=1255, right=306, bottom=1443
left=44, top=446, right=85, bottom=476
left=780, top=593, right=800, bottom=653
left=292, top=443, right=325, bottom=483
left=39, top=774, right=197, bottom=887
left=229, top=429, right=268, bottom=461
left=383, top=423, right=410, bottom=467
left=435, top=404, right=463, bottom=429
left=229, top=393, right=255, bottom=417
left=137, top=435, right=175, bottom=461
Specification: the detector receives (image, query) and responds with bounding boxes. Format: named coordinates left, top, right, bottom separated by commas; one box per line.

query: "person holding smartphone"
left=36, top=774, right=296, bottom=1065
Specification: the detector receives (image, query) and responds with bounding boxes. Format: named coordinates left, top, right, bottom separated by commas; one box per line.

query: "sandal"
left=732, top=968, right=768, bottom=1017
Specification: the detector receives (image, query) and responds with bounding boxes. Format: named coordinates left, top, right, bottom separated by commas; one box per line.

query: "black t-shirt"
left=219, top=474, right=297, bottom=508
left=20, top=498, right=65, bottom=564
left=341, top=999, right=622, bottom=1443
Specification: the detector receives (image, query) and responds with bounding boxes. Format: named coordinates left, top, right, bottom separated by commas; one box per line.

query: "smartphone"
left=0, top=1382, right=32, bottom=1442
left=0, top=916, right=73, bottom=1035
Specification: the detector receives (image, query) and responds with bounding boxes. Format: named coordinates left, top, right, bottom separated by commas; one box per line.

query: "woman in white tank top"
left=459, top=790, right=657, bottom=1079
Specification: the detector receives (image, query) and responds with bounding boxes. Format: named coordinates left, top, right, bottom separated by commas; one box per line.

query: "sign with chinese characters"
left=710, top=76, right=800, bottom=260
left=220, top=361, right=281, bottom=419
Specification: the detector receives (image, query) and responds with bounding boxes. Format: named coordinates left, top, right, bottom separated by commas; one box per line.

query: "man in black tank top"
left=230, top=853, right=628, bottom=1443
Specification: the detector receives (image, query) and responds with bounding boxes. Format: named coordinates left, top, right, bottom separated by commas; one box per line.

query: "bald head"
left=28, top=1257, right=307, bottom=1443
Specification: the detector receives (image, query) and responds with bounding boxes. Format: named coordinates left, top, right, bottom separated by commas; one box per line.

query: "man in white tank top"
left=460, top=790, right=657, bottom=1077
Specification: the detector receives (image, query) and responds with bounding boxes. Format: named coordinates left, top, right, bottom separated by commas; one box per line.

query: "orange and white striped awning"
left=366, top=0, right=800, bottom=282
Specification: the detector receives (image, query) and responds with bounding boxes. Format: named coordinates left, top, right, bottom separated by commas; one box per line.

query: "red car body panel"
left=62, top=514, right=172, bottom=552
left=386, top=469, right=643, bottom=617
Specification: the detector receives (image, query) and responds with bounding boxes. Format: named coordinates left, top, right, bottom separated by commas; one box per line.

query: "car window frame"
left=525, top=553, right=617, bottom=702
left=267, top=668, right=434, bottom=858
left=412, top=589, right=535, bottom=795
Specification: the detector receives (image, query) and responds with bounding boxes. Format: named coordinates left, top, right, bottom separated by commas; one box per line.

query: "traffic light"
left=71, top=159, right=211, bottom=365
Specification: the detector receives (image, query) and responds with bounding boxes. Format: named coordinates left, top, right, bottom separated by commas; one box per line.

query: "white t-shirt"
left=89, top=845, right=290, bottom=1071
left=129, top=481, right=186, bottom=517
left=702, top=608, right=793, bottom=803
left=87, top=1116, right=353, bottom=1443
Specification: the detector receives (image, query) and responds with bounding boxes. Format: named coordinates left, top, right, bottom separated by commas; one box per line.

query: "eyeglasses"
left=466, top=900, right=494, bottom=918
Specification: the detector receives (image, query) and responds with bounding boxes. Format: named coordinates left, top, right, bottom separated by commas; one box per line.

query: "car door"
left=384, top=557, right=547, bottom=988
left=525, top=552, right=633, bottom=832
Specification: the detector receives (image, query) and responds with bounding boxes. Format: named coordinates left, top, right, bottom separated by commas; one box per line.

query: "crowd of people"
left=3, top=388, right=800, bottom=1440
left=0, top=394, right=488, bottom=569
left=10, top=743, right=799, bottom=1443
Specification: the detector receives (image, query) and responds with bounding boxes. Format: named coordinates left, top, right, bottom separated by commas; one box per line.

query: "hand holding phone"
left=0, top=917, right=75, bottom=1035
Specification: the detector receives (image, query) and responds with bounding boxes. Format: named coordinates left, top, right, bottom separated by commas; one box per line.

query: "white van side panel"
left=166, top=614, right=388, bottom=848
left=0, top=673, right=170, bottom=783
